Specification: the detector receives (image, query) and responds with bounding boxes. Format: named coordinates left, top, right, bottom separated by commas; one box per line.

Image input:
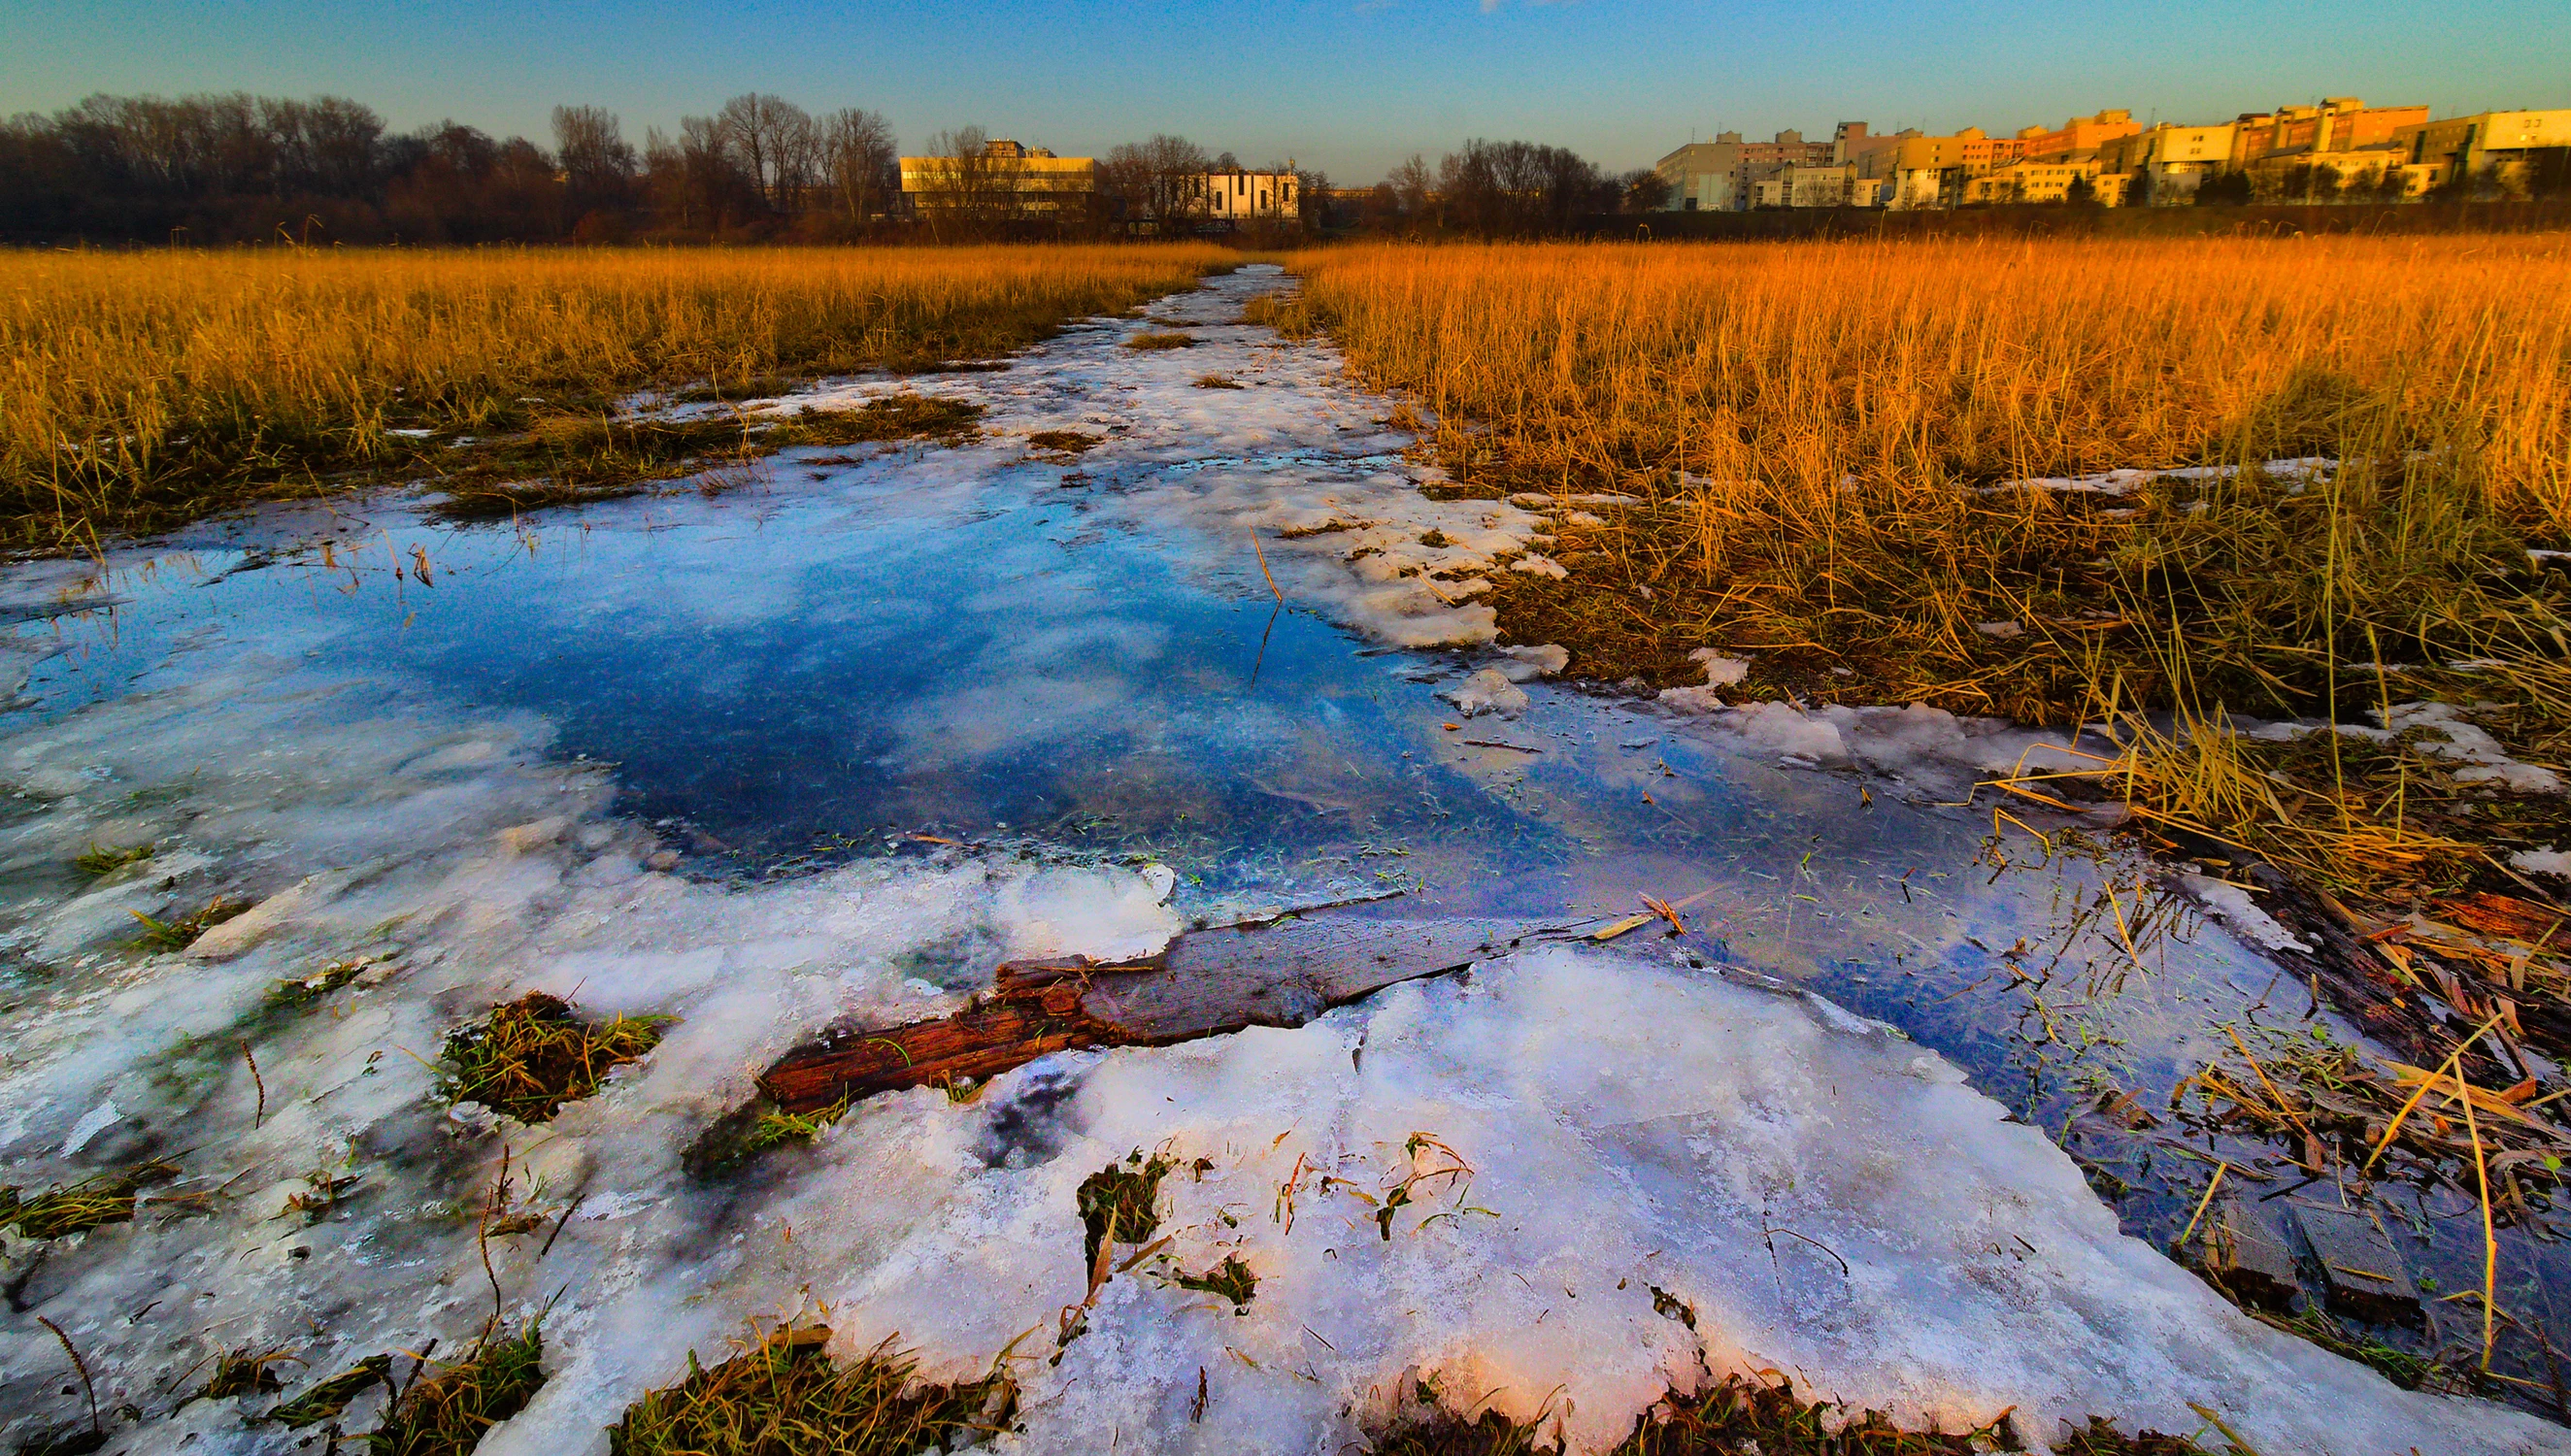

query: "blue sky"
left=5, top=0, right=2565, bottom=181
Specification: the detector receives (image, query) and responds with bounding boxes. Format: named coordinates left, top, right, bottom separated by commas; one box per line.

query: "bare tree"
left=818, top=108, right=896, bottom=224
left=551, top=106, right=636, bottom=196
left=1102, top=133, right=1208, bottom=229
left=1386, top=154, right=1433, bottom=220
left=917, top=126, right=1026, bottom=232
left=715, top=92, right=816, bottom=214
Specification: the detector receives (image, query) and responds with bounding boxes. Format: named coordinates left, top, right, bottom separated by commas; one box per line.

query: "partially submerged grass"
left=425, top=394, right=986, bottom=521
left=1026, top=429, right=1101, bottom=454
left=608, top=1324, right=1016, bottom=1456
left=440, top=992, right=668, bottom=1124
left=196, top=1346, right=298, bottom=1400
left=1122, top=330, right=1196, bottom=351
left=2, top=245, right=1230, bottom=546
left=72, top=842, right=151, bottom=877
left=2244, top=1306, right=2450, bottom=1394
left=1194, top=373, right=1246, bottom=389
left=268, top=954, right=384, bottom=1007
left=1, top=1159, right=180, bottom=1239
left=2175, top=1027, right=2571, bottom=1214
left=1370, top=1373, right=2206, bottom=1455
left=370, top=1319, right=546, bottom=1456
left=684, top=1094, right=858, bottom=1178
left=130, top=894, right=248, bottom=951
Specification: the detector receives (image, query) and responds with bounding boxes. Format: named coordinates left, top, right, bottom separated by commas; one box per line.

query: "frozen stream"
left=0, top=266, right=2561, bottom=1453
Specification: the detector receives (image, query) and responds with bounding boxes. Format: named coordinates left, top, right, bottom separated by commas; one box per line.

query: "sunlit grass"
left=0, top=243, right=1229, bottom=545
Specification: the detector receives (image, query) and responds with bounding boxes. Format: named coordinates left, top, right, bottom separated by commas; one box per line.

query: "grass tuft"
left=73, top=842, right=152, bottom=877
left=198, top=1346, right=298, bottom=1400
left=266, top=1354, right=393, bottom=1429
left=773, top=395, right=984, bottom=447
left=1171, top=1253, right=1257, bottom=1310
left=1122, top=330, right=1196, bottom=351
left=609, top=1325, right=1015, bottom=1456
left=1076, top=1150, right=1173, bottom=1268
left=440, top=992, right=668, bottom=1124
left=130, top=895, right=249, bottom=951
left=370, top=1319, right=546, bottom=1456
left=2, top=1159, right=180, bottom=1239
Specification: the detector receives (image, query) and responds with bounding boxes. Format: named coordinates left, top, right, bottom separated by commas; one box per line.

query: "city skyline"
left=5, top=0, right=2568, bottom=180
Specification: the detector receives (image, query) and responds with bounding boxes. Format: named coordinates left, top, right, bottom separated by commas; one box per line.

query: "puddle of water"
left=3, top=266, right=2564, bottom=1441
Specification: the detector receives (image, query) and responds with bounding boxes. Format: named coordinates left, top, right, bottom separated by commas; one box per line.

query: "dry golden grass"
left=0, top=243, right=1229, bottom=545
left=1280, top=237, right=2569, bottom=512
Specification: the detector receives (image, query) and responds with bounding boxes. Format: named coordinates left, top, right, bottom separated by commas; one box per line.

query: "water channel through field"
left=2, top=266, right=2563, bottom=1453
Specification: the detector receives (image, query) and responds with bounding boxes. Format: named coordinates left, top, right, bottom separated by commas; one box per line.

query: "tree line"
left=0, top=89, right=1667, bottom=244
left=0, top=92, right=910, bottom=243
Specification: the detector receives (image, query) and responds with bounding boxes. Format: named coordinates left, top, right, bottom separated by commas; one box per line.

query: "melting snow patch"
left=2179, top=875, right=2314, bottom=954
left=1686, top=647, right=1751, bottom=686
left=1496, top=643, right=1570, bottom=678
left=2383, top=701, right=2563, bottom=793
left=2511, top=847, right=2571, bottom=878
left=59, top=1097, right=120, bottom=1156
left=1443, top=667, right=1530, bottom=718
left=756, top=949, right=2560, bottom=1456
left=1989, top=457, right=2336, bottom=497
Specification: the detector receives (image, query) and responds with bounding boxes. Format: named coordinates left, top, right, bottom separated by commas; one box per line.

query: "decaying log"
left=757, top=914, right=1552, bottom=1114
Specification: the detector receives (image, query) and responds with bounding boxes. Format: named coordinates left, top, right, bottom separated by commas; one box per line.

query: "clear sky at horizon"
left=5, top=0, right=2565, bottom=181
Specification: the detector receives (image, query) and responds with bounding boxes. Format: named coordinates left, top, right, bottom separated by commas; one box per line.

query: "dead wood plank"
left=757, top=915, right=1553, bottom=1114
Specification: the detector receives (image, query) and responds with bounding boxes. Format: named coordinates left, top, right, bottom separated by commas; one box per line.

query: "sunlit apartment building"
left=2395, top=109, right=2571, bottom=192
left=1183, top=167, right=1300, bottom=222
left=2095, top=123, right=2238, bottom=201
left=899, top=138, right=1096, bottom=215
left=2013, top=110, right=2143, bottom=161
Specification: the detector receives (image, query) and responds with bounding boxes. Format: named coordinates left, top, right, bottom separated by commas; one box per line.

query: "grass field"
left=1274, top=235, right=2571, bottom=1071
left=0, top=243, right=1230, bottom=546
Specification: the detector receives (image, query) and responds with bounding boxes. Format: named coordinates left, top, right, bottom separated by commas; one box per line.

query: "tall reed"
left=1, top=244, right=1229, bottom=543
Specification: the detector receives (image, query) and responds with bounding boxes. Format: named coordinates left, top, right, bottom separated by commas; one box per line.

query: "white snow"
left=2512, top=848, right=2571, bottom=878
left=740, top=949, right=2556, bottom=1456
left=1443, top=667, right=1530, bottom=718
left=2177, top=874, right=2314, bottom=954
left=1989, top=457, right=2336, bottom=498
left=1686, top=647, right=1751, bottom=686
